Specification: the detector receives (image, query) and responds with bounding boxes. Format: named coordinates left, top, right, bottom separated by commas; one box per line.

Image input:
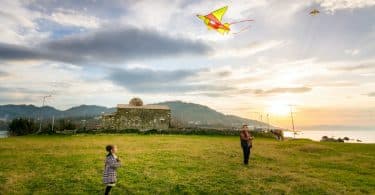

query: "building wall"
left=101, top=108, right=171, bottom=131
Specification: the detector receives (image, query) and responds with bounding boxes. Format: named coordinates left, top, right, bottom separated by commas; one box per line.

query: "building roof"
left=117, top=104, right=170, bottom=110
left=129, top=97, right=143, bottom=106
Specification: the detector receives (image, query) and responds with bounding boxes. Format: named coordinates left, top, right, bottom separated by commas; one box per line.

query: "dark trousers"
left=105, top=186, right=112, bottom=195
left=241, top=141, right=251, bottom=164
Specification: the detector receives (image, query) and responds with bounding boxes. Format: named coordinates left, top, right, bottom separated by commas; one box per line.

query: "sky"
left=0, top=0, right=374, bottom=130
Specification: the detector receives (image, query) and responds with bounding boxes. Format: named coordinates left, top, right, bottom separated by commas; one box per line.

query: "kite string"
left=230, top=19, right=254, bottom=35
left=230, top=19, right=254, bottom=25
left=232, top=25, right=252, bottom=35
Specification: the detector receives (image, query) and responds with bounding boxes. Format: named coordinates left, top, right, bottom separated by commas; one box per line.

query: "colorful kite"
left=197, top=6, right=254, bottom=35
left=309, top=9, right=320, bottom=16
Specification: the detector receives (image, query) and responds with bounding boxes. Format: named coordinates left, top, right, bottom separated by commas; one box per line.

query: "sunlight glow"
left=268, top=103, right=290, bottom=116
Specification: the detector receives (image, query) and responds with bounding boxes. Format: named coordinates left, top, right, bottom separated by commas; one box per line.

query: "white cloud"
left=316, top=0, right=375, bottom=12
left=212, top=40, right=286, bottom=58
left=120, top=0, right=182, bottom=30
left=345, top=49, right=360, bottom=56
left=0, top=0, right=46, bottom=45
left=46, top=9, right=102, bottom=28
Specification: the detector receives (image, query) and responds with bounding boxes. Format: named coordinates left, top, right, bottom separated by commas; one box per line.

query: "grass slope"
left=0, top=135, right=374, bottom=194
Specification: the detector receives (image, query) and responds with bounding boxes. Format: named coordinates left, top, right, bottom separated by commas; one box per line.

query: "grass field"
left=0, top=134, right=374, bottom=194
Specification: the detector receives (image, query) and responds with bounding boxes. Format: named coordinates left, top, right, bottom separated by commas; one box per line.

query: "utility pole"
left=289, top=105, right=296, bottom=138
left=267, top=114, right=270, bottom=131
left=51, top=115, right=55, bottom=132
left=37, top=95, right=51, bottom=134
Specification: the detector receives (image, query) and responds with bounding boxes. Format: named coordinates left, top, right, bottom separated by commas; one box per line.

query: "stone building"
left=101, top=98, right=171, bottom=130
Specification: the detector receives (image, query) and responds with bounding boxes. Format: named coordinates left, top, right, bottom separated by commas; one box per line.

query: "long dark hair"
left=105, top=145, right=115, bottom=156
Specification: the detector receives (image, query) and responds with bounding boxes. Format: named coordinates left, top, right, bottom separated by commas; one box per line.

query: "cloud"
left=186, top=92, right=231, bottom=98
left=216, top=70, right=232, bottom=77
left=345, top=49, right=360, bottom=56
left=0, top=86, right=49, bottom=104
left=212, top=40, right=286, bottom=58
left=0, top=26, right=211, bottom=64
left=27, top=0, right=130, bottom=18
left=105, top=64, right=313, bottom=97
left=330, top=63, right=375, bottom=71
left=44, top=8, right=101, bottom=28
left=0, top=71, right=9, bottom=77
left=0, top=86, right=51, bottom=95
left=317, top=0, right=375, bottom=12
left=316, top=81, right=359, bottom=87
left=109, top=68, right=196, bottom=86
left=0, top=43, right=45, bottom=60
left=107, top=67, right=234, bottom=94
left=0, top=96, right=34, bottom=103
left=254, top=87, right=312, bottom=95
left=187, top=86, right=313, bottom=97
left=0, top=42, right=77, bottom=63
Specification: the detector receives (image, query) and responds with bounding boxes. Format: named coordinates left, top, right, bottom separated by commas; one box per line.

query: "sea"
left=284, top=130, right=375, bottom=143
left=0, top=131, right=8, bottom=138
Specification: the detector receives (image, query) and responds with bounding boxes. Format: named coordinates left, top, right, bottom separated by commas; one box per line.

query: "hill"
left=0, top=104, right=114, bottom=121
left=0, top=101, right=267, bottom=128
left=157, top=101, right=267, bottom=128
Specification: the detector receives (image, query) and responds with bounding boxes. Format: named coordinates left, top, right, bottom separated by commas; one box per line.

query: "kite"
left=309, top=9, right=320, bottom=16
left=197, top=6, right=254, bottom=35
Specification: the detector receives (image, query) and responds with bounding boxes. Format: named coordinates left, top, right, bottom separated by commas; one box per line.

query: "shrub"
left=138, top=128, right=276, bottom=138
left=56, top=119, right=76, bottom=131
left=8, top=118, right=37, bottom=136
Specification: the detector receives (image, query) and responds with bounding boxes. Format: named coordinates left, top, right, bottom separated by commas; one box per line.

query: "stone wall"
left=101, top=108, right=170, bottom=131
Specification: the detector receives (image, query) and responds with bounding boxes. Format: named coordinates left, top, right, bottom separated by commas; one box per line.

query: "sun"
left=268, top=104, right=290, bottom=116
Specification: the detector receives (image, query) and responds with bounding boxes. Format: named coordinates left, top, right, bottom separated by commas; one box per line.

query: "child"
left=103, top=145, right=121, bottom=195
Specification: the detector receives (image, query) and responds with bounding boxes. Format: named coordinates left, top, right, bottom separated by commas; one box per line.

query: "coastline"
left=284, top=129, right=375, bottom=143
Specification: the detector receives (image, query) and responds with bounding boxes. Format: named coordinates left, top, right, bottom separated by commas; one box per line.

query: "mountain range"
left=0, top=101, right=268, bottom=128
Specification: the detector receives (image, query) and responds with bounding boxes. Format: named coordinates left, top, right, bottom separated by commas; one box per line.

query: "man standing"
left=240, top=125, right=253, bottom=165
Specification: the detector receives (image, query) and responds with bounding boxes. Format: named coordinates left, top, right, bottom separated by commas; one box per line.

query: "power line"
left=288, top=104, right=296, bottom=138
left=37, top=95, right=52, bottom=134
left=267, top=114, right=270, bottom=131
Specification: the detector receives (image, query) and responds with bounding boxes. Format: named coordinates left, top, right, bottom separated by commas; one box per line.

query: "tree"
left=56, top=119, right=76, bottom=131
left=8, top=118, right=37, bottom=136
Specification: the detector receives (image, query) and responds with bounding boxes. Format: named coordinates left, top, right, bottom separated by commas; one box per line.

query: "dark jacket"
left=240, top=130, right=253, bottom=146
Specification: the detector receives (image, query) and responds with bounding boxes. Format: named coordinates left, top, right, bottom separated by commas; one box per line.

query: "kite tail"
left=233, top=25, right=252, bottom=35
left=230, top=19, right=254, bottom=25
left=230, top=19, right=254, bottom=35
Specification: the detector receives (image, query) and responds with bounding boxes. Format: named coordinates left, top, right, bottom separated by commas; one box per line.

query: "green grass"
left=0, top=134, right=374, bottom=194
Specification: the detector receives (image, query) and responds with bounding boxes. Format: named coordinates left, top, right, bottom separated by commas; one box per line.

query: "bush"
left=138, top=128, right=276, bottom=138
left=41, top=123, right=56, bottom=135
left=0, top=120, right=9, bottom=130
left=56, top=119, right=76, bottom=131
left=8, top=118, right=37, bottom=136
left=321, top=136, right=345, bottom=142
